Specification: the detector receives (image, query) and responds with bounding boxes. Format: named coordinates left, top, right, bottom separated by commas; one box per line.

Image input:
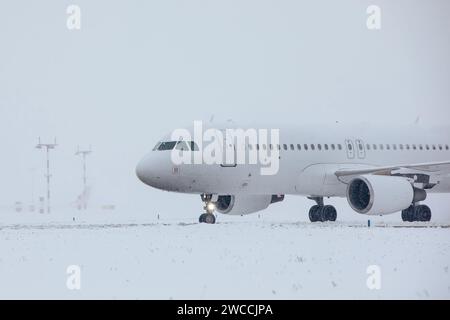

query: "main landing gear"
left=307, top=197, right=337, bottom=222
left=401, top=204, right=431, bottom=222
left=199, top=194, right=216, bottom=224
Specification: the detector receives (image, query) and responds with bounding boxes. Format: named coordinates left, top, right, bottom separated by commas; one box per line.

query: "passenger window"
left=324, top=144, right=328, bottom=150
left=426, top=145, right=430, bottom=150
left=338, top=144, right=342, bottom=150
left=331, top=144, right=335, bottom=150
left=304, top=144, right=308, bottom=150
left=399, top=144, right=403, bottom=150
left=366, top=144, right=370, bottom=150
left=175, top=141, right=189, bottom=151
left=290, top=144, right=294, bottom=150
left=347, top=143, right=352, bottom=151
left=297, top=144, right=301, bottom=150
left=311, top=144, right=315, bottom=150
left=256, top=144, right=260, bottom=150
left=248, top=144, right=253, bottom=150
left=432, top=145, right=436, bottom=150
left=393, top=144, right=397, bottom=150
left=318, top=144, right=322, bottom=151
left=419, top=144, right=423, bottom=150
left=358, top=143, right=363, bottom=150
left=277, top=144, right=281, bottom=150
left=406, top=144, right=410, bottom=150
left=439, top=144, right=442, bottom=150
left=262, top=144, right=267, bottom=150
left=413, top=144, right=417, bottom=150
left=373, top=144, right=377, bottom=150
left=379, top=144, right=384, bottom=150
left=446, top=145, right=449, bottom=150
left=386, top=144, right=390, bottom=150
left=283, top=144, right=287, bottom=150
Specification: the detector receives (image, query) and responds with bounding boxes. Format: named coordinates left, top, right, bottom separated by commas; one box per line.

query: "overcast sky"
left=1, top=0, right=449, bottom=221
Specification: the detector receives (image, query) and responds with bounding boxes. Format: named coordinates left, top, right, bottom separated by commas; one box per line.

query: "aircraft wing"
left=334, top=160, right=450, bottom=178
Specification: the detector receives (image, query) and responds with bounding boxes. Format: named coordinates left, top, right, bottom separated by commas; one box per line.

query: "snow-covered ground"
left=0, top=209, right=449, bottom=299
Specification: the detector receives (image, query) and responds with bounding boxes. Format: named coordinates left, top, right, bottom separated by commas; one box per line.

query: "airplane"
left=136, top=122, right=450, bottom=224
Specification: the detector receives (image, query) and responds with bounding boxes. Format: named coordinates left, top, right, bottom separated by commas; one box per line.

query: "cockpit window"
left=152, top=142, right=161, bottom=151
left=155, top=140, right=199, bottom=151
left=175, top=141, right=189, bottom=151
left=157, top=141, right=177, bottom=150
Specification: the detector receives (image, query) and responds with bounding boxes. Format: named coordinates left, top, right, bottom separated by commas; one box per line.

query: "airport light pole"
left=75, top=146, right=92, bottom=210
left=35, top=138, right=57, bottom=214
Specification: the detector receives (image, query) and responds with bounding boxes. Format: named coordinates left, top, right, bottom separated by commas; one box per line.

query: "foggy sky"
left=1, top=0, right=449, bottom=221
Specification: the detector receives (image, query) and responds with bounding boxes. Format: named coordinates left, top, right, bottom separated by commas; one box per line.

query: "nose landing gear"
left=199, top=194, right=216, bottom=224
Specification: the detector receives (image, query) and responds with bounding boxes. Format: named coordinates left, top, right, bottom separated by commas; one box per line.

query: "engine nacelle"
left=215, top=194, right=283, bottom=215
left=346, top=175, right=426, bottom=215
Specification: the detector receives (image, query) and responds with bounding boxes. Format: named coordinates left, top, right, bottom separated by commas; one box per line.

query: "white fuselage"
left=136, top=123, right=450, bottom=197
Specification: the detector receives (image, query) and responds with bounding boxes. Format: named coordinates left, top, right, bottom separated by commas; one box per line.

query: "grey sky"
left=1, top=1, right=449, bottom=220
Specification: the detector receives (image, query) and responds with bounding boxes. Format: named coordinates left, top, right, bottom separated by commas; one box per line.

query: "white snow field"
left=0, top=210, right=449, bottom=300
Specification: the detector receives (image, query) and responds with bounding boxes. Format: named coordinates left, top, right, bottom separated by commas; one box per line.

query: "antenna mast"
left=35, top=137, right=57, bottom=214
left=75, top=145, right=92, bottom=210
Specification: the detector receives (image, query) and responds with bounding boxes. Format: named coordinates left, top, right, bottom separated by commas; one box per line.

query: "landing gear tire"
left=308, top=204, right=337, bottom=222
left=415, top=205, right=431, bottom=222
left=323, top=205, right=337, bottom=222
left=309, top=205, right=320, bottom=222
left=402, top=206, right=417, bottom=222
left=401, top=205, right=431, bottom=222
left=401, top=206, right=414, bottom=222
left=199, top=213, right=216, bottom=224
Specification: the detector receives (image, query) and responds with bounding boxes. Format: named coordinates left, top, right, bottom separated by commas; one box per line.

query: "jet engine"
left=215, top=194, right=284, bottom=215
left=346, top=175, right=426, bottom=215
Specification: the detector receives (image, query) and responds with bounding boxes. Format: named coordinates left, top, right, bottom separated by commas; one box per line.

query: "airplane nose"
left=136, top=154, right=164, bottom=188
left=136, top=152, right=179, bottom=191
left=136, top=155, right=155, bottom=185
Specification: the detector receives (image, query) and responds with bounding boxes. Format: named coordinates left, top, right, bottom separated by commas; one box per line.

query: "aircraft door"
left=355, top=139, right=366, bottom=159
left=344, top=139, right=355, bottom=159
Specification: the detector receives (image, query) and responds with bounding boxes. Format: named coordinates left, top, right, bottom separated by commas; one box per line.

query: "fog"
left=1, top=0, right=449, bottom=221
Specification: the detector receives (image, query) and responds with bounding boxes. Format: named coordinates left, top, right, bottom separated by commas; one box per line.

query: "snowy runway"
left=0, top=220, right=449, bottom=299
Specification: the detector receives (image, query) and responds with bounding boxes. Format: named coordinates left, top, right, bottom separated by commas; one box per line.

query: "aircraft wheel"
left=308, top=205, right=321, bottom=222
left=401, top=206, right=414, bottom=222
left=204, top=213, right=216, bottom=224
left=415, top=205, right=431, bottom=222
left=323, top=205, right=337, bottom=222
left=422, top=205, right=432, bottom=222
left=200, top=213, right=216, bottom=224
